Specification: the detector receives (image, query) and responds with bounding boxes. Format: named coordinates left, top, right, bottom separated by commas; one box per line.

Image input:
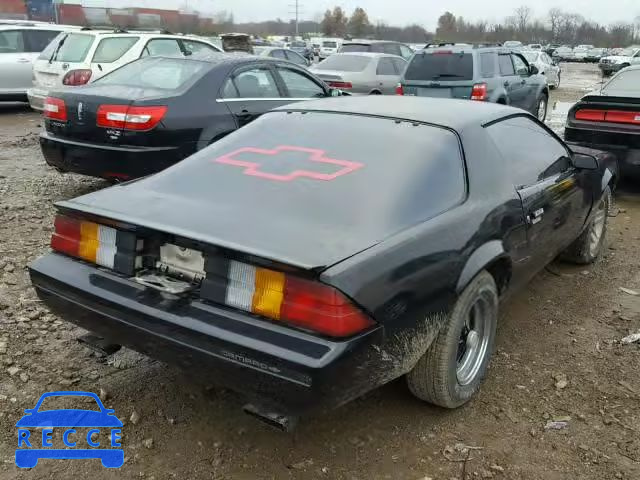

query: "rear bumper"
left=40, top=132, right=189, bottom=180
left=29, top=254, right=388, bottom=416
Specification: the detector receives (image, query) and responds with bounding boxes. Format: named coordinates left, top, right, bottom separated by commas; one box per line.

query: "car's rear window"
left=46, top=33, right=94, bottom=63
left=323, top=41, right=337, bottom=48
left=96, top=57, right=208, bottom=90
left=315, top=55, right=371, bottom=72
left=341, top=44, right=371, bottom=53
left=404, top=52, right=473, bottom=81
left=602, top=70, right=640, bottom=97
left=146, top=111, right=466, bottom=236
left=92, top=36, right=138, bottom=63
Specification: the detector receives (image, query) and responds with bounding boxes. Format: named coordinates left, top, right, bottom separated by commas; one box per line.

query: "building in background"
left=0, top=0, right=214, bottom=33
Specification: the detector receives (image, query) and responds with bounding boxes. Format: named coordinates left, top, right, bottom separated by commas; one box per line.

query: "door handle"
left=521, top=79, right=526, bottom=84
left=503, top=81, right=510, bottom=87
left=527, top=208, right=544, bottom=225
left=237, top=109, right=251, bottom=117
left=17, top=58, right=31, bottom=63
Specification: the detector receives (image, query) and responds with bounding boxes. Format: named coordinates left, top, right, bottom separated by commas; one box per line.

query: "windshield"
left=290, top=41, right=306, bottom=48
left=322, top=41, right=337, bottom=48
left=44, top=33, right=94, bottom=63
left=96, top=57, right=208, bottom=90
left=341, top=44, right=372, bottom=53
left=523, top=52, right=538, bottom=62
left=404, top=52, right=473, bottom=81
left=619, top=48, right=638, bottom=56
left=314, top=55, right=371, bottom=72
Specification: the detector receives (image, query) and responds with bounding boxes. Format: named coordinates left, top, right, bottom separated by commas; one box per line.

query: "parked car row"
left=598, top=46, right=640, bottom=76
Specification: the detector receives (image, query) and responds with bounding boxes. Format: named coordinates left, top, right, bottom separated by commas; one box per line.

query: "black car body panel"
left=30, top=97, right=613, bottom=416
left=40, top=55, right=335, bottom=180
left=564, top=68, right=640, bottom=177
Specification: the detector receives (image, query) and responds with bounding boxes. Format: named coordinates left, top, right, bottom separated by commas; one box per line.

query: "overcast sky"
left=173, top=0, right=638, bottom=30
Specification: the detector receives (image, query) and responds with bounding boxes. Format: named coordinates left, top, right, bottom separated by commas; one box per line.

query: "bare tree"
left=548, top=8, right=562, bottom=41
left=514, top=6, right=532, bottom=33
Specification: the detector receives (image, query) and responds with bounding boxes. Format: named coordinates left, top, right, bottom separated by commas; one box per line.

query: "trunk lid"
left=33, top=32, right=96, bottom=90
left=46, top=85, right=171, bottom=145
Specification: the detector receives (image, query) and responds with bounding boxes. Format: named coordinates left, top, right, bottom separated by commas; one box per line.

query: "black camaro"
left=30, top=97, right=614, bottom=429
left=565, top=65, right=640, bottom=178
left=40, top=54, right=341, bottom=181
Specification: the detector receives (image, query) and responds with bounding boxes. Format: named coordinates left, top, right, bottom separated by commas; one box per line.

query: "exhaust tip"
left=243, top=404, right=298, bottom=432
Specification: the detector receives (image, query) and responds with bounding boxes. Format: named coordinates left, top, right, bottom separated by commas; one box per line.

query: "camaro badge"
left=77, top=102, right=84, bottom=121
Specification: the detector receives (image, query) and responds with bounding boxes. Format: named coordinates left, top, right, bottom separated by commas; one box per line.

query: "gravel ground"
left=0, top=63, right=639, bottom=480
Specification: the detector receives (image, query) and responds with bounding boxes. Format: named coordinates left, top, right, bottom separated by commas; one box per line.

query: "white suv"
left=28, top=29, right=223, bottom=110
left=0, top=21, right=78, bottom=102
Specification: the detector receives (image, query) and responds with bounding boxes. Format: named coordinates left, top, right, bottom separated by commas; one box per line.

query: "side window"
left=512, top=54, right=529, bottom=75
left=277, top=67, right=325, bottom=98
left=284, top=50, right=306, bottom=66
left=0, top=30, right=25, bottom=53
left=221, top=78, right=239, bottom=98
left=498, top=54, right=515, bottom=76
left=376, top=57, right=396, bottom=75
left=391, top=57, right=407, bottom=75
left=486, top=116, right=569, bottom=187
left=542, top=53, right=552, bottom=64
left=25, top=30, right=59, bottom=53
left=233, top=68, right=280, bottom=98
left=369, top=44, right=383, bottom=53
left=479, top=53, right=495, bottom=77
left=141, top=39, right=182, bottom=57
left=399, top=45, right=413, bottom=60
left=182, top=40, right=218, bottom=56
left=271, top=49, right=286, bottom=59
left=92, top=37, right=138, bottom=63
left=382, top=43, right=402, bottom=57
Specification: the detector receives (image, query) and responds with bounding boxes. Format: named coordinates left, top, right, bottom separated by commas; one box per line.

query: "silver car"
left=0, top=22, right=77, bottom=102
left=310, top=52, right=407, bottom=95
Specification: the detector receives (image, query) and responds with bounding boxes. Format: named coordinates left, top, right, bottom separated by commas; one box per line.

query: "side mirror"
left=529, top=64, right=539, bottom=75
left=572, top=153, right=598, bottom=170
left=329, top=88, right=342, bottom=97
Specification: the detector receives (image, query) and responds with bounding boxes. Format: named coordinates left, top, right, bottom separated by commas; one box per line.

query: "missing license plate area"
left=133, top=272, right=195, bottom=295
left=156, top=243, right=206, bottom=282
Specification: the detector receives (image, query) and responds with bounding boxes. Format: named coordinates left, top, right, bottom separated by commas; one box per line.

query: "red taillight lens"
left=604, top=110, right=640, bottom=125
left=96, top=105, right=167, bottom=131
left=281, top=276, right=374, bottom=337
left=395, top=83, right=404, bottom=95
left=50, top=215, right=81, bottom=257
left=62, top=69, right=92, bottom=86
left=328, top=81, right=352, bottom=89
left=43, top=97, right=67, bottom=122
left=471, top=83, right=487, bottom=101
left=212, top=260, right=375, bottom=337
left=575, top=109, right=605, bottom=121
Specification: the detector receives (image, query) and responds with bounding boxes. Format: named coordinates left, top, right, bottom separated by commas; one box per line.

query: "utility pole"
left=288, top=0, right=303, bottom=39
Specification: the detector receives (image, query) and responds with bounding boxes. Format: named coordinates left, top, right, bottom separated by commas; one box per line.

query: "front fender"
left=456, top=240, right=507, bottom=293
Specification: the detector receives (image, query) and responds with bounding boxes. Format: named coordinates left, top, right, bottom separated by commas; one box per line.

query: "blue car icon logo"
left=15, top=391, right=123, bottom=468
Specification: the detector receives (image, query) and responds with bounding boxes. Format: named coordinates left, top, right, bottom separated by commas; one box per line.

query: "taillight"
left=206, top=259, right=374, bottom=337
left=575, top=109, right=605, bottom=121
left=96, top=105, right=167, bottom=131
left=62, top=69, right=92, bottom=86
left=471, top=83, right=487, bottom=101
left=604, top=110, right=640, bottom=125
left=43, top=97, right=67, bottom=122
left=432, top=50, right=453, bottom=55
left=574, top=108, right=640, bottom=124
left=327, top=81, right=352, bottom=89
left=395, top=83, right=404, bottom=95
left=51, top=214, right=142, bottom=273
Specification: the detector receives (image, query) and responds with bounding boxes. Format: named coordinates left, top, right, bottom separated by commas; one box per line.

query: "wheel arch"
left=456, top=241, right=512, bottom=295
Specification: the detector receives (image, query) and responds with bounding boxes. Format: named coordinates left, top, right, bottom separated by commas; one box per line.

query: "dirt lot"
left=0, top=63, right=639, bottom=480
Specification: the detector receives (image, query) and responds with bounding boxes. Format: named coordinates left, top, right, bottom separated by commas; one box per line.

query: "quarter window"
left=284, top=50, right=307, bottom=66
left=479, top=53, right=495, bottom=77
left=498, top=54, right=515, bottom=75
left=270, top=49, right=286, bottom=59
left=376, top=57, right=397, bottom=75
left=142, top=39, right=182, bottom=57
left=277, top=67, right=325, bottom=98
left=92, top=37, right=138, bottom=63
left=512, top=54, right=529, bottom=75
left=399, top=45, right=414, bottom=59
left=382, top=43, right=402, bottom=57
left=486, top=116, right=569, bottom=188
left=182, top=40, right=219, bottom=55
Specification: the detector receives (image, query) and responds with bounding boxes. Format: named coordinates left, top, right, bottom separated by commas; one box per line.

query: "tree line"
left=209, top=6, right=640, bottom=47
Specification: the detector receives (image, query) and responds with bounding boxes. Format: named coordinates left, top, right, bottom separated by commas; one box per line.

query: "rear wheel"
left=406, top=271, right=498, bottom=408
left=562, top=186, right=610, bottom=264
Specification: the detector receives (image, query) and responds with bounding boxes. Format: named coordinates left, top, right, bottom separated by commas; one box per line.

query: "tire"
left=536, top=94, right=548, bottom=122
left=406, top=271, right=499, bottom=408
left=562, top=186, right=610, bottom=264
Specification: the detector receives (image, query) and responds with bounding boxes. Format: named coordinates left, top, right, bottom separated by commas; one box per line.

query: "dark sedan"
left=30, top=97, right=614, bottom=429
left=40, top=54, right=340, bottom=181
left=565, top=65, right=640, bottom=178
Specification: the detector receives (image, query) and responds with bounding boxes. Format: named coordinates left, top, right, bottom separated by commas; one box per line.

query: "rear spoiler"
left=579, top=95, right=640, bottom=107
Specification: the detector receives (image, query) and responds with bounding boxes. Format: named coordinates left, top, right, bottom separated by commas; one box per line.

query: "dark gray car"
left=398, top=45, right=550, bottom=121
